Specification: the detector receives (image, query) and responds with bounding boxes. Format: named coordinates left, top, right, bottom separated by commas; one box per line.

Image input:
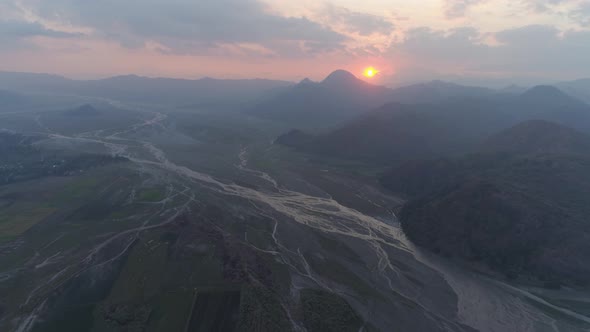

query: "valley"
left=1, top=98, right=589, bottom=331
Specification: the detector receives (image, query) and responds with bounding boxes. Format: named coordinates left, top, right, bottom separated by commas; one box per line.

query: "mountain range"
left=0, top=71, right=292, bottom=107
left=250, top=70, right=503, bottom=128
left=277, top=84, right=590, bottom=163
left=249, top=70, right=392, bottom=128
left=3, top=70, right=589, bottom=118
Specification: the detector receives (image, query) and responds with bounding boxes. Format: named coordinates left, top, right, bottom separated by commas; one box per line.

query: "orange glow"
left=363, top=67, right=378, bottom=78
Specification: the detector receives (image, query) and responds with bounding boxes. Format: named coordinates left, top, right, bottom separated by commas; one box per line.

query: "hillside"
left=278, top=86, right=590, bottom=163
left=483, top=119, right=590, bottom=154
left=274, top=129, right=315, bottom=147
left=382, top=121, right=590, bottom=285
left=557, top=78, right=590, bottom=104
left=0, top=90, right=24, bottom=108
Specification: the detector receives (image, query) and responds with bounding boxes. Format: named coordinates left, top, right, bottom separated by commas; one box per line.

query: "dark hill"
left=321, top=69, right=360, bottom=87
left=483, top=119, right=590, bottom=155
left=305, top=103, right=470, bottom=162
left=382, top=121, right=590, bottom=285
left=518, top=85, right=587, bottom=110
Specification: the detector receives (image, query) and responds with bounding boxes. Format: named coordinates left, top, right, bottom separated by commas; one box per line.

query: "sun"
left=363, top=67, right=378, bottom=78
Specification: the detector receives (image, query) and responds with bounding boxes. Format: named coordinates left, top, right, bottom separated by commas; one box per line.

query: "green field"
left=138, top=188, right=166, bottom=202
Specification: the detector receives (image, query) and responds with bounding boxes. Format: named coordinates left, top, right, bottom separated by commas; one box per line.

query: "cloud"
left=443, top=0, right=488, bottom=18
left=521, top=0, right=572, bottom=13
left=494, top=24, right=559, bottom=44
left=0, top=19, right=82, bottom=50
left=322, top=4, right=394, bottom=36
left=521, top=0, right=589, bottom=27
left=394, top=27, right=487, bottom=62
left=387, top=24, right=590, bottom=84
left=0, top=20, right=80, bottom=39
left=570, top=2, right=590, bottom=26
left=19, top=0, right=347, bottom=56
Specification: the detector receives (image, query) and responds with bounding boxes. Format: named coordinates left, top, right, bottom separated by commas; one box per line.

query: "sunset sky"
left=1, top=0, right=589, bottom=86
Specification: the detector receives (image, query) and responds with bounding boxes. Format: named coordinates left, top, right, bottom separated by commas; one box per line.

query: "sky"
left=0, top=0, right=589, bottom=87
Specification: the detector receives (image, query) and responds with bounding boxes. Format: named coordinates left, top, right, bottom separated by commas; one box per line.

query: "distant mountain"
left=382, top=121, right=590, bottom=286
left=388, top=80, right=495, bottom=104
left=277, top=85, right=590, bottom=163
left=520, top=85, right=586, bottom=108
left=556, top=78, right=590, bottom=104
left=249, top=70, right=393, bottom=128
left=0, top=71, right=293, bottom=107
left=0, top=72, right=71, bottom=92
left=250, top=70, right=499, bottom=128
left=80, top=75, right=293, bottom=106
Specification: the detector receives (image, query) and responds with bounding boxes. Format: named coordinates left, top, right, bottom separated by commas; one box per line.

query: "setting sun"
left=363, top=67, right=378, bottom=78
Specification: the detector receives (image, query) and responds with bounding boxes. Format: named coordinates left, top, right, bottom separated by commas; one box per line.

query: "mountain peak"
left=519, top=85, right=584, bottom=107
left=322, top=70, right=358, bottom=85
left=521, top=85, right=568, bottom=99
left=523, top=85, right=563, bottom=95
left=299, top=78, right=314, bottom=85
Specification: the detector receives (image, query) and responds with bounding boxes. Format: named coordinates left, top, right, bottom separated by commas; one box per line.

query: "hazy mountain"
left=483, top=119, right=590, bottom=155
left=383, top=121, right=590, bottom=285
left=79, top=75, right=293, bottom=106
left=388, top=80, right=495, bottom=104
left=519, top=85, right=586, bottom=108
left=274, top=129, right=315, bottom=147
left=305, top=103, right=472, bottom=162
left=0, top=71, right=292, bottom=107
left=498, top=84, right=529, bottom=94
left=0, top=71, right=71, bottom=93
left=556, top=78, right=590, bottom=104
left=250, top=70, right=501, bottom=128
left=249, top=70, right=393, bottom=128
left=0, top=90, right=24, bottom=108
left=277, top=85, right=590, bottom=163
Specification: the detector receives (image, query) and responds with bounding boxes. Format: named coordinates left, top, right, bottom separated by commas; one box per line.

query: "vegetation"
left=300, top=288, right=363, bottom=332
left=0, top=132, right=126, bottom=186
left=236, top=285, right=292, bottom=332
left=188, top=290, right=241, bottom=332
left=138, top=188, right=166, bottom=202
